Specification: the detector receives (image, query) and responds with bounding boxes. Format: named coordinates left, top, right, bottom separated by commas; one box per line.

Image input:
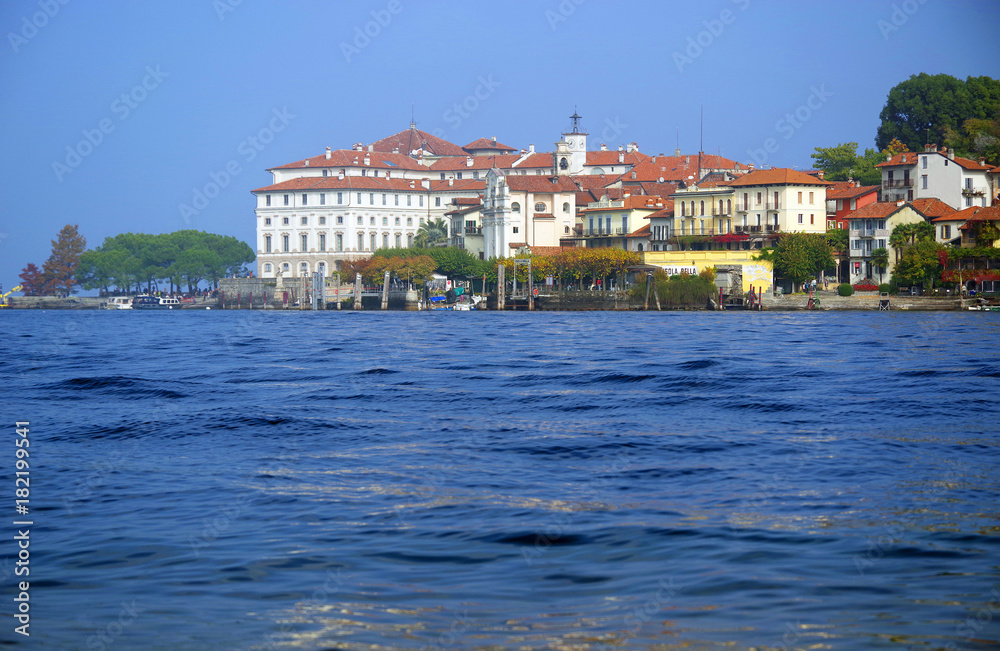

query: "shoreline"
left=0, top=292, right=977, bottom=312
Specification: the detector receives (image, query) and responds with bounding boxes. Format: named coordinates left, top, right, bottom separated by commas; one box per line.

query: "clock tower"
left=555, top=109, right=587, bottom=175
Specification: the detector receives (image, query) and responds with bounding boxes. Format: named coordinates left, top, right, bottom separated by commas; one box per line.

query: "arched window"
left=727, top=199, right=732, bottom=214
left=511, top=202, right=521, bottom=213
left=559, top=157, right=568, bottom=170
left=700, top=201, right=705, bottom=216
left=562, top=202, right=570, bottom=213
left=681, top=202, right=686, bottom=216
left=534, top=202, right=546, bottom=212
left=637, top=244, right=643, bottom=252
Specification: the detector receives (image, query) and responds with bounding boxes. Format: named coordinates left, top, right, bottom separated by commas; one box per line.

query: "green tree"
left=40, top=224, right=87, bottom=295
left=414, top=218, right=449, bottom=248
left=876, top=73, right=1000, bottom=161
left=810, top=142, right=890, bottom=186
left=871, top=247, right=890, bottom=284
left=893, top=239, right=943, bottom=288
left=768, top=233, right=834, bottom=291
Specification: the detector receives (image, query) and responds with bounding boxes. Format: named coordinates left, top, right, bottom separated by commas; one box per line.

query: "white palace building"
left=252, top=113, right=652, bottom=278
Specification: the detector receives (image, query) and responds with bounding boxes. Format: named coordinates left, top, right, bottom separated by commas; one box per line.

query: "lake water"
left=3, top=310, right=999, bottom=650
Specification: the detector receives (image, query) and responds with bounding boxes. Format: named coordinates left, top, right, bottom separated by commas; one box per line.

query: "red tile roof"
left=269, top=149, right=427, bottom=171
left=951, top=205, right=1000, bottom=229
left=252, top=176, right=485, bottom=193
left=726, top=168, right=833, bottom=187
left=843, top=202, right=905, bottom=220
left=645, top=205, right=674, bottom=220
left=581, top=195, right=669, bottom=213
left=515, top=152, right=555, bottom=169
left=369, top=127, right=466, bottom=157
left=504, top=176, right=580, bottom=193
left=876, top=150, right=993, bottom=171
left=585, top=150, right=649, bottom=166
left=911, top=197, right=957, bottom=219
left=627, top=223, right=651, bottom=237
left=463, top=137, right=517, bottom=153
left=613, top=153, right=745, bottom=183
left=429, top=154, right=520, bottom=171
left=826, top=181, right=880, bottom=200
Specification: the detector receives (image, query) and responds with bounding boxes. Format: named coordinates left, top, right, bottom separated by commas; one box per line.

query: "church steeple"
left=558, top=108, right=587, bottom=175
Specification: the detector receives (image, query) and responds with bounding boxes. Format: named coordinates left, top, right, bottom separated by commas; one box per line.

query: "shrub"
left=838, top=283, right=854, bottom=296
left=878, top=283, right=892, bottom=293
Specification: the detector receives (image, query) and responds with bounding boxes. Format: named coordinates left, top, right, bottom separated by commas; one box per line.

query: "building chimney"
left=304, top=159, right=309, bottom=166
left=466, top=156, right=473, bottom=167
left=619, top=151, right=625, bottom=163
left=448, top=177, right=454, bottom=186
left=896, top=199, right=905, bottom=206
left=948, top=149, right=955, bottom=160
left=980, top=157, right=987, bottom=166
left=368, top=144, right=373, bottom=152
left=392, top=147, right=399, bottom=154
left=410, top=180, right=415, bottom=188
left=818, top=170, right=824, bottom=180
left=886, top=153, right=892, bottom=162
left=529, top=144, right=535, bottom=154
left=338, top=169, right=345, bottom=180
left=855, top=181, right=861, bottom=188
left=325, top=147, right=332, bottom=160
left=618, top=145, right=624, bottom=152
left=685, top=155, right=690, bottom=164
left=363, top=154, right=370, bottom=166
left=925, top=143, right=935, bottom=152
left=600, top=143, right=607, bottom=151
left=675, top=148, right=681, bottom=157
left=492, top=136, right=497, bottom=144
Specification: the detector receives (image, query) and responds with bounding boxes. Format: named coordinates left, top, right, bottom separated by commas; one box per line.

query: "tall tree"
left=876, top=73, right=1000, bottom=161
left=414, top=218, right=449, bottom=248
left=871, top=247, right=890, bottom=284
left=810, top=143, right=883, bottom=185
left=40, top=224, right=87, bottom=295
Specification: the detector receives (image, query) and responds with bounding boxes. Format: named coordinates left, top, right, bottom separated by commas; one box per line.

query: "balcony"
left=734, top=225, right=764, bottom=234
left=464, top=226, right=482, bottom=235
left=849, top=248, right=863, bottom=257
left=962, top=186, right=986, bottom=197
left=849, top=228, right=890, bottom=239
left=883, top=179, right=913, bottom=189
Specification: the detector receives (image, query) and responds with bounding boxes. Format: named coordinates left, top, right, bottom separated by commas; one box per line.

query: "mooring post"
left=497, top=265, right=506, bottom=311
left=353, top=273, right=362, bottom=310
left=335, top=273, right=341, bottom=310
left=381, top=271, right=390, bottom=310
left=644, top=273, right=652, bottom=310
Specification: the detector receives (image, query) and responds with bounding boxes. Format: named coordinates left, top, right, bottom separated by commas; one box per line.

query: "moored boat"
left=131, top=295, right=180, bottom=309
left=104, top=297, right=132, bottom=310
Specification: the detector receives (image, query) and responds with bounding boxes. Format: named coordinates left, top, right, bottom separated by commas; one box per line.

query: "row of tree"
left=75, top=231, right=255, bottom=294
left=338, top=246, right=642, bottom=290
left=19, top=228, right=256, bottom=296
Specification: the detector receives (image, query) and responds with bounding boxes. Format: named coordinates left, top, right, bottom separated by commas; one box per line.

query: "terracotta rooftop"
left=269, top=149, right=427, bottom=171
left=369, top=127, right=467, bottom=157
left=952, top=205, right=1000, bottom=229
left=463, top=137, right=517, bottom=153
left=252, top=176, right=485, bottom=193
left=843, top=202, right=907, bottom=220
left=826, top=181, right=880, bottom=200
left=429, top=154, right=521, bottom=171
left=585, top=150, right=649, bottom=166
left=876, top=149, right=993, bottom=171
left=504, top=176, right=580, bottom=193
left=613, top=153, right=745, bottom=183
left=910, top=197, right=958, bottom=219
left=726, top=167, right=833, bottom=187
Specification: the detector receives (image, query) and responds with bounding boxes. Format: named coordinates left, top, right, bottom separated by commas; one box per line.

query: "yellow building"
left=641, top=250, right=774, bottom=294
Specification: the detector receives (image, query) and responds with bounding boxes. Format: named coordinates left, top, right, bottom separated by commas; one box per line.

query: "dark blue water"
left=2, top=310, right=999, bottom=650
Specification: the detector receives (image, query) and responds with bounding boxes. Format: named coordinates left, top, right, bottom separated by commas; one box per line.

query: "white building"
left=481, top=169, right=579, bottom=259
left=876, top=145, right=995, bottom=209
left=725, top=168, right=831, bottom=234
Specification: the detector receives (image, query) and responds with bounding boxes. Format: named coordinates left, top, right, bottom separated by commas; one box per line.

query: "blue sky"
left=1, top=0, right=999, bottom=292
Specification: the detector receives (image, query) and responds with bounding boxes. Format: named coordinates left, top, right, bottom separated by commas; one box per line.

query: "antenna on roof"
left=410, top=104, right=416, bottom=130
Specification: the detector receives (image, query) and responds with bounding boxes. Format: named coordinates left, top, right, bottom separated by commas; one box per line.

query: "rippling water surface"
left=3, top=310, right=1000, bottom=650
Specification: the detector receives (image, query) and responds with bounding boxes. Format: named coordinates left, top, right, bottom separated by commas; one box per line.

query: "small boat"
left=131, top=295, right=180, bottom=310
left=104, top=297, right=132, bottom=310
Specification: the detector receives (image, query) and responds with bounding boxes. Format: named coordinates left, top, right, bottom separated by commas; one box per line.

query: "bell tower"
left=557, top=108, right=587, bottom=175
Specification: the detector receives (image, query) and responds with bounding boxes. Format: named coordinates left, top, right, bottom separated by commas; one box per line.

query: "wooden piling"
left=353, top=273, right=362, bottom=310
left=335, top=273, right=341, bottom=310
left=497, top=265, right=506, bottom=311
left=381, top=271, right=390, bottom=310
